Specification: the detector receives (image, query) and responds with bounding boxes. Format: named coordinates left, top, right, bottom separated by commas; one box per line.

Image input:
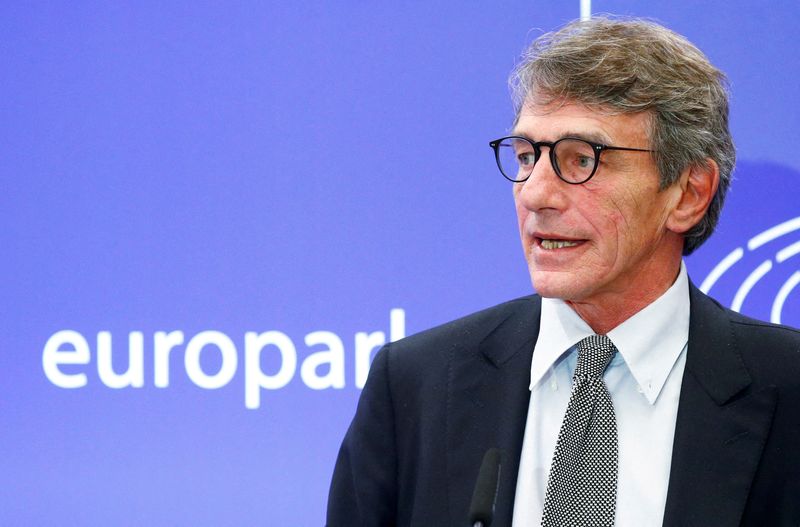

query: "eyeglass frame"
left=488, top=135, right=654, bottom=185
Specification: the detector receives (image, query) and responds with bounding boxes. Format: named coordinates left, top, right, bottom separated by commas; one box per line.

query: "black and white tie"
left=541, top=334, right=618, bottom=527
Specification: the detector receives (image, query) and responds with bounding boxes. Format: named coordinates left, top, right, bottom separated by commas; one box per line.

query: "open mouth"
left=537, top=238, right=585, bottom=250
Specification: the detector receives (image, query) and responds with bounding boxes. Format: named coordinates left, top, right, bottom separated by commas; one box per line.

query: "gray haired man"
left=328, top=17, right=800, bottom=527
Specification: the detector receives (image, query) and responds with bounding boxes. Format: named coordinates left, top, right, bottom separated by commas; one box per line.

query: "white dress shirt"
left=512, top=263, right=690, bottom=527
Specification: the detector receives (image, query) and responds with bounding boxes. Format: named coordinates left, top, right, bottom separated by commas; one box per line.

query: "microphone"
left=468, top=448, right=504, bottom=527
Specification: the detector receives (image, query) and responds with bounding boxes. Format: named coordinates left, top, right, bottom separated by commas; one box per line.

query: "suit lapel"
left=662, top=285, right=777, bottom=527
left=446, top=296, right=541, bottom=526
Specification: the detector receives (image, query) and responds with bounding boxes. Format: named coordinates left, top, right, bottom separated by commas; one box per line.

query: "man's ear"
left=666, top=158, right=720, bottom=234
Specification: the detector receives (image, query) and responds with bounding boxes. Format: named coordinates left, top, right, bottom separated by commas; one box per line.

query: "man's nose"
left=515, top=152, right=567, bottom=211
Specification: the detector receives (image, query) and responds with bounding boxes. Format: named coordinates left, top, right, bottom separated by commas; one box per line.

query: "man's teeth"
left=540, top=239, right=580, bottom=249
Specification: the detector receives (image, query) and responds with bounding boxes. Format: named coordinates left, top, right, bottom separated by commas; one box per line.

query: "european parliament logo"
left=700, top=216, right=800, bottom=326
left=41, top=309, right=407, bottom=408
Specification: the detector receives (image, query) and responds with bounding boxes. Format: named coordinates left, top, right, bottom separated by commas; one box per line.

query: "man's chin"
left=533, top=287, right=573, bottom=300
left=529, top=270, right=584, bottom=301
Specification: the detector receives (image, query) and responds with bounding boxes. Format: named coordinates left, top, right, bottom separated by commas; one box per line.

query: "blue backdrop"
left=3, top=1, right=798, bottom=525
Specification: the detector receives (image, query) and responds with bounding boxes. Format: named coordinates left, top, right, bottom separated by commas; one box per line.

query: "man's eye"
left=518, top=153, right=536, bottom=166
left=577, top=155, right=593, bottom=168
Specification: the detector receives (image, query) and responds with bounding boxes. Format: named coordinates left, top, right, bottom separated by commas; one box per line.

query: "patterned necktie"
left=541, top=334, right=618, bottom=527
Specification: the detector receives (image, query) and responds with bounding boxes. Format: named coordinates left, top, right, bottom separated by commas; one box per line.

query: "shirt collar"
left=530, top=262, right=690, bottom=405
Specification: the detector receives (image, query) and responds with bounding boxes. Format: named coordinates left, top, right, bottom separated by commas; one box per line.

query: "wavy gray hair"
left=510, top=17, right=735, bottom=255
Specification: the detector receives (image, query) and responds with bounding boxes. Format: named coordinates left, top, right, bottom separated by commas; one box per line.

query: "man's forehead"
left=513, top=99, right=652, bottom=145
left=513, top=103, right=614, bottom=143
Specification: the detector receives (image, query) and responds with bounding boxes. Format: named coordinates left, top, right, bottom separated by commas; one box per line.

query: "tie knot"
left=575, top=334, right=616, bottom=380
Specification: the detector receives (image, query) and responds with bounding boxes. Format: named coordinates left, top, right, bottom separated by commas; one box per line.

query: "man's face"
left=513, top=100, right=683, bottom=306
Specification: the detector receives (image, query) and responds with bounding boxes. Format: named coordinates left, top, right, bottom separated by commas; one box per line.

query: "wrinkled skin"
left=513, top=100, right=717, bottom=333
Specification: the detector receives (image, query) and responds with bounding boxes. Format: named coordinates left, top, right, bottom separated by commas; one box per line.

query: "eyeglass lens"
left=495, top=137, right=597, bottom=183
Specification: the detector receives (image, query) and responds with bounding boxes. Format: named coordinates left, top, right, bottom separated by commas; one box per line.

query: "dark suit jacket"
left=328, top=285, right=800, bottom=526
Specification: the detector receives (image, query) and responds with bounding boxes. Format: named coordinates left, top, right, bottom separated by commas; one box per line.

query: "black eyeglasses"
left=489, top=136, right=654, bottom=184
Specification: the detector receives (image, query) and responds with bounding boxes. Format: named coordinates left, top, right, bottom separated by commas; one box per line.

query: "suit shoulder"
left=717, top=303, right=800, bottom=378
left=728, top=310, right=800, bottom=341
left=697, top=289, right=800, bottom=347
left=690, top=287, right=800, bottom=388
left=390, top=295, right=540, bottom=356
left=382, top=295, right=539, bottom=384
left=719, top=300, right=800, bottom=350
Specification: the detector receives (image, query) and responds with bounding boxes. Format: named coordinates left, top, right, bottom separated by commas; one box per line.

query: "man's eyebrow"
left=563, top=130, right=612, bottom=144
left=509, top=129, right=613, bottom=145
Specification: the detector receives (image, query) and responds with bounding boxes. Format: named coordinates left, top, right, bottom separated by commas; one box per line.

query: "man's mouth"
left=538, top=238, right=583, bottom=250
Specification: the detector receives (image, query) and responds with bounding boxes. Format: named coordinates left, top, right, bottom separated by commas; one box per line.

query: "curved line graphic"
left=699, top=247, right=743, bottom=294
left=731, top=259, right=772, bottom=312
left=771, top=271, right=800, bottom=324
left=776, top=239, right=800, bottom=263
left=747, top=216, right=800, bottom=250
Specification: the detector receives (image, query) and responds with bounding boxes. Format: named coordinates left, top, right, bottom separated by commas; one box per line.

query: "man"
left=327, top=17, right=800, bottom=526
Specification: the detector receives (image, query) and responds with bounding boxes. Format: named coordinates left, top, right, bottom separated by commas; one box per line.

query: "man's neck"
left=565, top=260, right=683, bottom=334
